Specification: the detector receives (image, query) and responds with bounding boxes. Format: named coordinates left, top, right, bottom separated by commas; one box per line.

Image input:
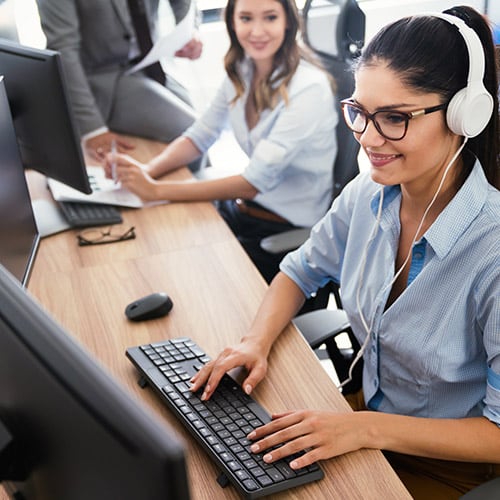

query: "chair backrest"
left=331, top=76, right=361, bottom=198
left=302, top=0, right=365, bottom=198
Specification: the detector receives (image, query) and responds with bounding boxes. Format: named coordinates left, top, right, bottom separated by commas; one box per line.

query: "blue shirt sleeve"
left=243, top=71, right=337, bottom=193
left=182, top=77, right=232, bottom=153
left=280, top=173, right=367, bottom=296
left=485, top=367, right=500, bottom=426
left=481, top=251, right=500, bottom=426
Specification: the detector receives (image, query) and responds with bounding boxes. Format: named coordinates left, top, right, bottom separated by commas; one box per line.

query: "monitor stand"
left=31, top=199, right=70, bottom=238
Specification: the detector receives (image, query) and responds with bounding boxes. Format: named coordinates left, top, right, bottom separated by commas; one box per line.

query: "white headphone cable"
left=338, top=188, right=384, bottom=389
left=338, top=137, right=468, bottom=389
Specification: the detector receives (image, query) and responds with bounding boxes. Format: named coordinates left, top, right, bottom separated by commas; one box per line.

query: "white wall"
left=486, top=0, right=500, bottom=21
left=307, top=0, right=487, bottom=56
left=360, top=0, right=486, bottom=40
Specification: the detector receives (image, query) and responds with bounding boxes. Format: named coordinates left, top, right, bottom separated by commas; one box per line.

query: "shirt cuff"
left=488, top=366, right=500, bottom=390
left=484, top=366, right=500, bottom=427
left=81, top=126, right=109, bottom=145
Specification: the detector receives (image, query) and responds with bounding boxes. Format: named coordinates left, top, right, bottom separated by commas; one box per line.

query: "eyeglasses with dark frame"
left=340, top=99, right=447, bottom=141
left=77, top=226, right=136, bottom=246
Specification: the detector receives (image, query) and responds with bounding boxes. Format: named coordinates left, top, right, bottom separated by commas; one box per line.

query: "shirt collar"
left=369, top=159, right=489, bottom=259
left=426, top=159, right=489, bottom=258
left=239, top=57, right=286, bottom=90
left=370, top=183, right=400, bottom=215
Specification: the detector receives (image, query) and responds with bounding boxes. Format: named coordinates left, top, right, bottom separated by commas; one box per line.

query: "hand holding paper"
left=128, top=3, right=196, bottom=74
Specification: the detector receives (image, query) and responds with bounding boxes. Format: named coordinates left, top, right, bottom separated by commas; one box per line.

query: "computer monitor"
left=0, top=38, right=91, bottom=194
left=0, top=263, right=191, bottom=500
left=0, top=76, right=39, bottom=286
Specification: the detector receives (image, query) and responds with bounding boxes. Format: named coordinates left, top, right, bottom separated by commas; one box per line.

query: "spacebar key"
left=274, top=461, right=297, bottom=479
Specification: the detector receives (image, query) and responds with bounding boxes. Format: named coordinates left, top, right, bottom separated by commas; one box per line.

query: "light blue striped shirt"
left=281, top=161, right=500, bottom=425
left=183, top=58, right=338, bottom=227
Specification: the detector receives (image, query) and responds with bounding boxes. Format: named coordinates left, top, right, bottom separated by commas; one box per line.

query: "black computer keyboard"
left=126, top=337, right=324, bottom=499
left=57, top=200, right=122, bottom=228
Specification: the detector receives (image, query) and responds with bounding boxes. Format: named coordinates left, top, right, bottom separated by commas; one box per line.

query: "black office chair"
left=459, top=477, right=500, bottom=499
left=261, top=0, right=364, bottom=255
left=260, top=0, right=365, bottom=393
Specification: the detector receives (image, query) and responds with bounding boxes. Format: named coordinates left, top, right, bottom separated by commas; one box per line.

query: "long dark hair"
left=223, top=0, right=333, bottom=113
left=356, top=5, right=499, bottom=188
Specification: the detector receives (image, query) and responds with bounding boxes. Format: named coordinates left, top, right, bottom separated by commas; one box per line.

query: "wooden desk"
left=2, top=137, right=410, bottom=499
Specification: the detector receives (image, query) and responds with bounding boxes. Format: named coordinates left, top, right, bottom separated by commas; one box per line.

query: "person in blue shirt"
left=106, top=0, right=337, bottom=283
left=191, top=6, right=500, bottom=498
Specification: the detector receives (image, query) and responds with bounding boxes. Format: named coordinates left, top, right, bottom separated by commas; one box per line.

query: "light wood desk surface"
left=3, top=137, right=410, bottom=499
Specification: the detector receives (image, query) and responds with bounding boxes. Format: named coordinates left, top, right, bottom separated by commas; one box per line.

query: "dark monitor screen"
left=0, top=263, right=191, bottom=500
left=0, top=76, right=39, bottom=286
left=0, top=38, right=91, bottom=194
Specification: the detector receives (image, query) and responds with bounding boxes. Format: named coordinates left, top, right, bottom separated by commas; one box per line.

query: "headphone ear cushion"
left=446, top=85, right=494, bottom=137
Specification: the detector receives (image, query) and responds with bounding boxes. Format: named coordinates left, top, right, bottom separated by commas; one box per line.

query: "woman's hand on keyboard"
left=247, top=409, right=366, bottom=470
left=192, top=273, right=302, bottom=402
left=190, top=337, right=270, bottom=401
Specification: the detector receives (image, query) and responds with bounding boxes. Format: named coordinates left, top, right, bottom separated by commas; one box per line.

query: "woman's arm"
left=153, top=174, right=259, bottom=202
left=369, top=412, right=500, bottom=462
left=115, top=157, right=259, bottom=202
left=104, top=136, right=202, bottom=181
left=191, top=272, right=307, bottom=399
left=144, top=77, right=232, bottom=178
left=146, top=136, right=203, bottom=178
left=247, top=407, right=500, bottom=471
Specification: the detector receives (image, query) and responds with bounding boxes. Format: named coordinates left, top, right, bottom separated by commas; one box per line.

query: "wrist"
left=354, top=410, right=391, bottom=451
left=81, top=126, right=109, bottom=145
left=151, top=180, right=166, bottom=201
left=241, top=333, right=273, bottom=358
left=147, top=151, right=172, bottom=178
left=144, top=163, right=155, bottom=177
left=146, top=161, right=161, bottom=179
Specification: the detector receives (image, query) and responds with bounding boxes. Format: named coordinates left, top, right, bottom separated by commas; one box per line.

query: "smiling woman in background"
left=107, top=0, right=338, bottom=284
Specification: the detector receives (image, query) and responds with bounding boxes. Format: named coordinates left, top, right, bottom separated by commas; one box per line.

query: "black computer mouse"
left=125, top=292, right=173, bottom=321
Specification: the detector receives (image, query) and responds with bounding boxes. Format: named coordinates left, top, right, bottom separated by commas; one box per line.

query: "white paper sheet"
left=127, top=3, right=195, bottom=74
left=48, top=166, right=145, bottom=208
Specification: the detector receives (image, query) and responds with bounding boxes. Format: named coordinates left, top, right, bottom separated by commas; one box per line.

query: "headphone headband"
left=416, top=11, right=493, bottom=137
left=426, top=12, right=485, bottom=90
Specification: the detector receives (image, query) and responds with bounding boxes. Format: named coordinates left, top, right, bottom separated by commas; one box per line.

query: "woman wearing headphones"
left=191, top=6, right=500, bottom=498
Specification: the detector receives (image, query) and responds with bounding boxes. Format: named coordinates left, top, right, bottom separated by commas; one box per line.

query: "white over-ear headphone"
left=427, top=12, right=494, bottom=138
